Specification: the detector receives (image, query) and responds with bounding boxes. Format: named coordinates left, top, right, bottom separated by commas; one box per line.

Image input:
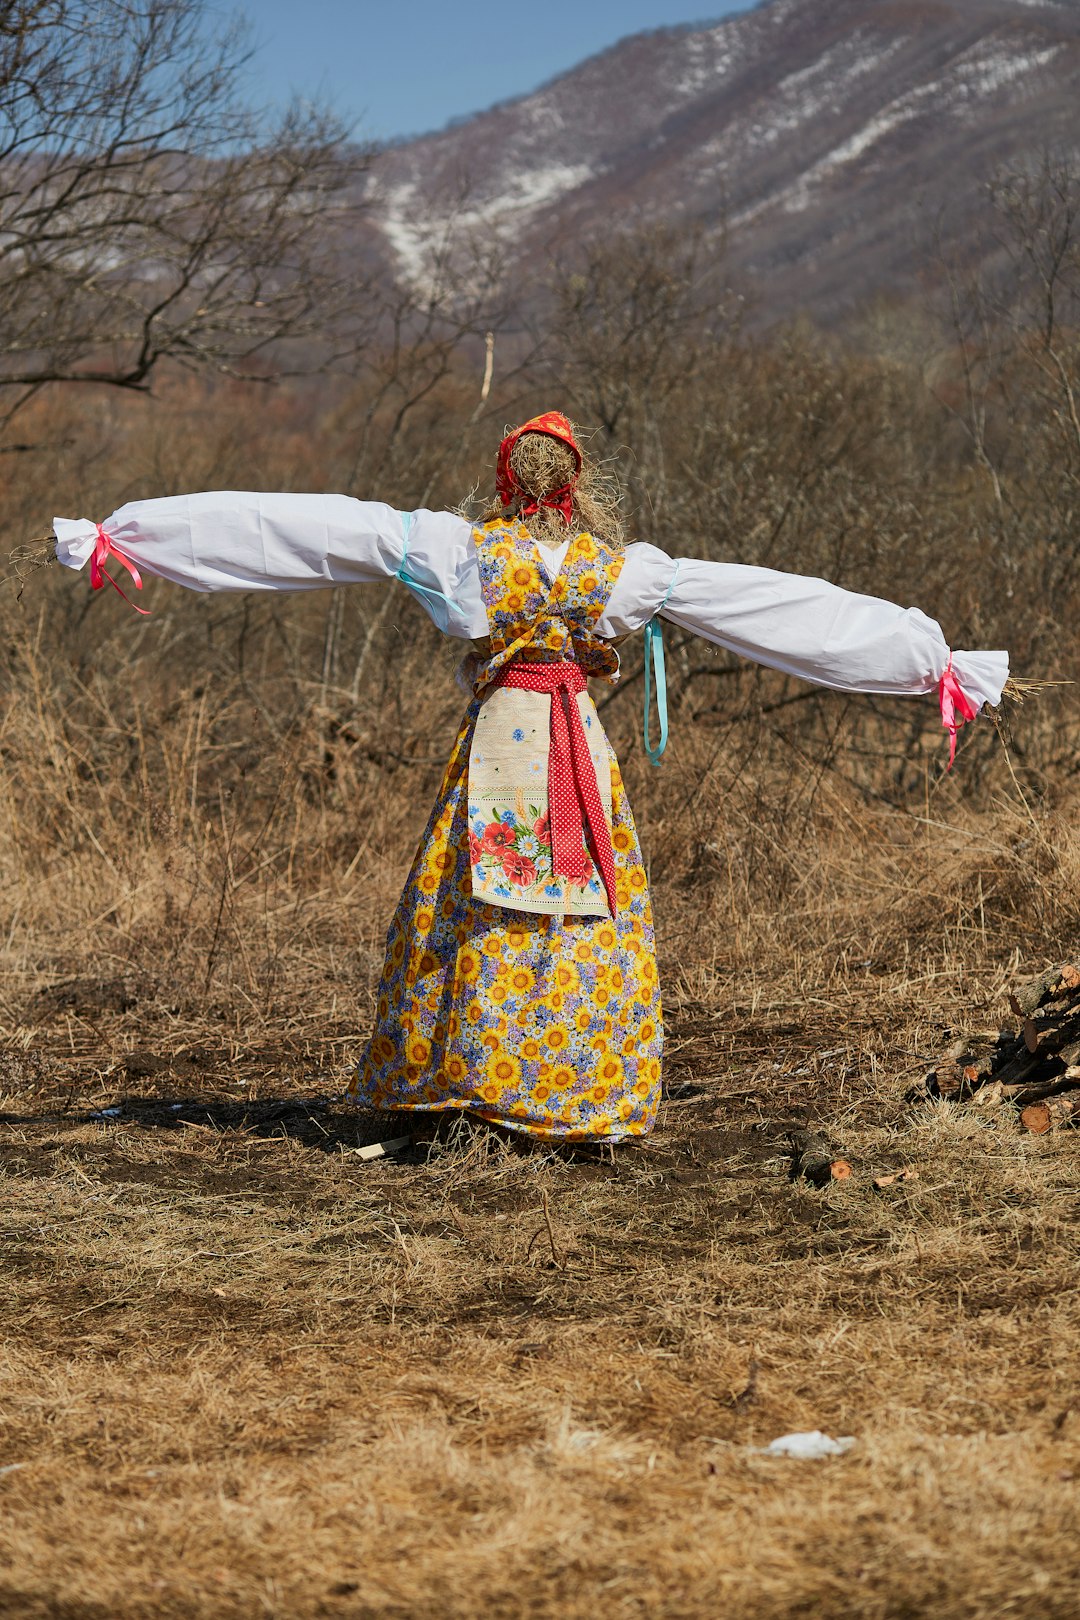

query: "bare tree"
left=0, top=0, right=370, bottom=432
left=527, top=221, right=742, bottom=553
left=992, top=156, right=1080, bottom=498
left=928, top=151, right=1080, bottom=646
left=538, top=222, right=738, bottom=443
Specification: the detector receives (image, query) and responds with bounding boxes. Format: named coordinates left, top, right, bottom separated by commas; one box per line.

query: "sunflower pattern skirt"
left=348, top=698, right=664, bottom=1141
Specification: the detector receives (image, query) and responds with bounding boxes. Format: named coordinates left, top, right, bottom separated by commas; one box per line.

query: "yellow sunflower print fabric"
left=348, top=520, right=663, bottom=1140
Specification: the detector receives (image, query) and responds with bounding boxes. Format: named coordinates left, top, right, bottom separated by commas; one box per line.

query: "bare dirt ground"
left=2, top=781, right=1079, bottom=1619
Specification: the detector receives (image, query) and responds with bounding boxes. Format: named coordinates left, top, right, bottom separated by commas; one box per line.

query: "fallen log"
left=919, top=1056, right=993, bottom=1100
left=1012, top=963, right=1080, bottom=1017
left=788, top=1129, right=852, bottom=1187
left=1022, top=1009, right=1080, bottom=1057
left=992, top=1044, right=1059, bottom=1087
left=1020, top=1090, right=1080, bottom=1135
left=989, top=1075, right=1080, bottom=1106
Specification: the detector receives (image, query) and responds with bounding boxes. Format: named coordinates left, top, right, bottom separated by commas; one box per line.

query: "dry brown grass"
left=1, top=589, right=1079, bottom=1616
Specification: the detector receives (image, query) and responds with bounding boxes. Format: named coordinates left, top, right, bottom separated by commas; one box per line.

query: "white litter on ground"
left=758, top=1431, right=856, bottom=1458
left=352, top=1136, right=413, bottom=1161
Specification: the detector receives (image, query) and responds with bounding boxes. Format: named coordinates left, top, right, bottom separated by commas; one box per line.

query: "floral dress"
left=348, top=519, right=663, bottom=1140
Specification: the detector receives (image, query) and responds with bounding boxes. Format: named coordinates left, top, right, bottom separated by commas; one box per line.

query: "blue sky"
left=236, top=1, right=757, bottom=144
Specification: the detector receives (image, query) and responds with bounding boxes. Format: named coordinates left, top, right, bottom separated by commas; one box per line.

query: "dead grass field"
left=1, top=666, right=1078, bottom=1619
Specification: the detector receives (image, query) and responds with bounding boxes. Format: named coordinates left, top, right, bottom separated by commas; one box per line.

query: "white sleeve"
left=601, top=542, right=1009, bottom=710
left=52, top=494, right=487, bottom=640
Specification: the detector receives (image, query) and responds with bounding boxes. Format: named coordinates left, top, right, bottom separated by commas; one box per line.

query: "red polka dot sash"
left=494, top=661, right=618, bottom=915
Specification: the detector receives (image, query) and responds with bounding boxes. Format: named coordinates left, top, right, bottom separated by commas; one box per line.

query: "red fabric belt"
left=493, top=661, right=618, bottom=914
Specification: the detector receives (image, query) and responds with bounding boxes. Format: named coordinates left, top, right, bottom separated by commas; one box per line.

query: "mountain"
left=363, top=0, right=1080, bottom=323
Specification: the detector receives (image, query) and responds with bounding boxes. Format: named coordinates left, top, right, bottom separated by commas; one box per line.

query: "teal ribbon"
left=642, top=562, right=680, bottom=768
left=395, top=510, right=460, bottom=620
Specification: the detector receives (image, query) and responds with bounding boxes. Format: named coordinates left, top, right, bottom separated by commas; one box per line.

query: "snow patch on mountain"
left=951, top=38, right=1063, bottom=100
left=774, top=104, right=922, bottom=214
left=379, top=162, right=596, bottom=283
left=763, top=33, right=906, bottom=139
left=666, top=26, right=740, bottom=98
left=778, top=33, right=901, bottom=105
left=764, top=34, right=1064, bottom=216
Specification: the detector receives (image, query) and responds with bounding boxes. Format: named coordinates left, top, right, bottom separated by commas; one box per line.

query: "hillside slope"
left=365, top=0, right=1080, bottom=321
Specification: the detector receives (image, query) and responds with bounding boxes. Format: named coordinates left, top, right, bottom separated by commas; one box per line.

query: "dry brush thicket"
left=1, top=185, right=1079, bottom=1615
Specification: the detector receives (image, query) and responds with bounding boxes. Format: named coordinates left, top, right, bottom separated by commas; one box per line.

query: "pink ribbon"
left=939, top=656, right=977, bottom=769
left=90, top=524, right=149, bottom=615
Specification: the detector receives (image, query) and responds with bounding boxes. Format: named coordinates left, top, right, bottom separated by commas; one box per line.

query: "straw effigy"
left=480, top=424, right=625, bottom=547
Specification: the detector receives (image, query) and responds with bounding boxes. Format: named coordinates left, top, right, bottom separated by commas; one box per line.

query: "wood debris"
left=351, top=1136, right=412, bottom=1161
left=914, top=962, right=1080, bottom=1132
left=872, top=1169, right=920, bottom=1190
left=788, top=1128, right=852, bottom=1187
left=1019, top=1093, right=1080, bottom=1136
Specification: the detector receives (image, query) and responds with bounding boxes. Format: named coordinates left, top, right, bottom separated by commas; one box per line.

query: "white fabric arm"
left=602, top=542, right=1008, bottom=709
left=53, top=495, right=482, bottom=639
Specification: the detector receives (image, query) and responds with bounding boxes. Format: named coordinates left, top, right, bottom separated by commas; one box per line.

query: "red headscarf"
left=495, top=411, right=582, bottom=527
